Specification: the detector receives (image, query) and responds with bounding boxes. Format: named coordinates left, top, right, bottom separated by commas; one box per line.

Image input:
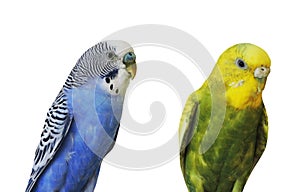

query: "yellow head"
left=214, top=43, right=271, bottom=109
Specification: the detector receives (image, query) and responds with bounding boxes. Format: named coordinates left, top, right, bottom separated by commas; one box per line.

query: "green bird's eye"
left=235, top=58, right=247, bottom=69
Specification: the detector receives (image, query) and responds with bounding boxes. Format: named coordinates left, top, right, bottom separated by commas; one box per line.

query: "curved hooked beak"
left=126, top=63, right=137, bottom=79
left=254, top=66, right=270, bottom=79
left=123, top=52, right=137, bottom=79
left=254, top=66, right=270, bottom=93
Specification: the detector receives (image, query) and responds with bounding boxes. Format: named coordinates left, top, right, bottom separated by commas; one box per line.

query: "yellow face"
left=216, top=43, right=271, bottom=109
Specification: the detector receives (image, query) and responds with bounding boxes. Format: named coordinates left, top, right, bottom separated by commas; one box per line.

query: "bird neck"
left=205, top=71, right=263, bottom=110
left=226, top=87, right=263, bottom=109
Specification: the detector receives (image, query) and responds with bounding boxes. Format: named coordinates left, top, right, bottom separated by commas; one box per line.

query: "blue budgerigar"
left=26, top=40, right=137, bottom=192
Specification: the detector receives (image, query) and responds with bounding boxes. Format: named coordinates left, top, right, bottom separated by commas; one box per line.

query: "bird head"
left=213, top=43, right=271, bottom=109
left=70, top=40, right=136, bottom=96
left=106, top=40, right=137, bottom=80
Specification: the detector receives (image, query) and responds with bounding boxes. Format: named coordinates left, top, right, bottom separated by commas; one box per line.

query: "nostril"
left=254, top=67, right=269, bottom=78
left=123, top=52, right=136, bottom=64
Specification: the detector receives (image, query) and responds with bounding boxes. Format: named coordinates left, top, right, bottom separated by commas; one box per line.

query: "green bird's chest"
left=207, top=108, right=260, bottom=171
left=190, top=103, right=263, bottom=189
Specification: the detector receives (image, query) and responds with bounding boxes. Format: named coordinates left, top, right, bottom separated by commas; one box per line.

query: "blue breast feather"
left=32, top=78, right=124, bottom=191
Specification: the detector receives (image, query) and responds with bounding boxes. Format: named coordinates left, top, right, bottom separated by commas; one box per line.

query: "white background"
left=1, top=0, right=299, bottom=191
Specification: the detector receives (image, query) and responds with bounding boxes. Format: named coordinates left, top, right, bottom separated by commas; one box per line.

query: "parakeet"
left=179, top=43, right=270, bottom=192
left=26, top=40, right=137, bottom=192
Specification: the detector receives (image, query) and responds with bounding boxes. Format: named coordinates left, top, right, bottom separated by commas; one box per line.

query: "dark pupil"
left=238, top=60, right=245, bottom=68
left=108, top=52, right=113, bottom=58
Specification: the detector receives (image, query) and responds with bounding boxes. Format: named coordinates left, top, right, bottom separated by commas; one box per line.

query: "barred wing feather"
left=26, top=89, right=73, bottom=192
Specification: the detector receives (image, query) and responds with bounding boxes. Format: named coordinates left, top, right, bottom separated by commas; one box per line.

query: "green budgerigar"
left=179, top=43, right=271, bottom=192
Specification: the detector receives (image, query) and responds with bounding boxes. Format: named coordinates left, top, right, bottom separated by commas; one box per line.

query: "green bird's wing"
left=179, top=93, right=201, bottom=175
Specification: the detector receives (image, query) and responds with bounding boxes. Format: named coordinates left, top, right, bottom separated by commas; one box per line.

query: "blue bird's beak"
left=123, top=52, right=137, bottom=79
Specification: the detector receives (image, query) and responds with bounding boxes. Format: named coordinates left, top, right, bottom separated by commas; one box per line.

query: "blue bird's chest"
left=32, top=81, right=125, bottom=191
left=70, top=80, right=125, bottom=159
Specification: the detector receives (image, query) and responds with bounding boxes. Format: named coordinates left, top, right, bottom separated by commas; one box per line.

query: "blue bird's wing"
left=26, top=89, right=73, bottom=192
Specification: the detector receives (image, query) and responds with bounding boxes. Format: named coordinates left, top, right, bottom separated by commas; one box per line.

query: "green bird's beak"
left=254, top=66, right=270, bottom=93
left=254, top=66, right=270, bottom=79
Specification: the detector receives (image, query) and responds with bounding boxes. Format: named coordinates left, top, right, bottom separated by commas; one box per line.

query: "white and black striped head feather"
left=64, top=40, right=136, bottom=90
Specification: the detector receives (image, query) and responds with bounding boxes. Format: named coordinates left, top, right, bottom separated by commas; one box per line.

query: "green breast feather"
left=179, top=86, right=268, bottom=192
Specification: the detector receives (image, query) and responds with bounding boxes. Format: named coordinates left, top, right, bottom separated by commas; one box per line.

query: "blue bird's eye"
left=107, top=52, right=115, bottom=59
left=123, top=52, right=136, bottom=65
left=235, top=58, right=247, bottom=69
